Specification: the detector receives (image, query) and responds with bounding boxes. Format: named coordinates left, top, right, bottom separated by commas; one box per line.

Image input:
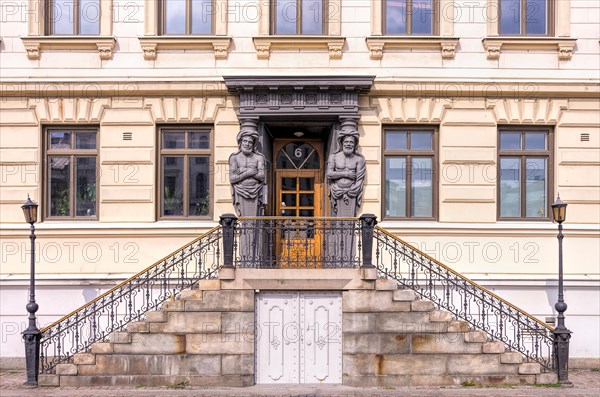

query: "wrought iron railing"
left=233, top=217, right=363, bottom=268
left=39, top=226, right=223, bottom=374
left=372, top=226, right=555, bottom=371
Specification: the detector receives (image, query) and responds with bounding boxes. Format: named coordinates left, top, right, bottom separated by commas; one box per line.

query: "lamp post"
left=21, top=195, right=40, bottom=387
left=550, top=194, right=571, bottom=385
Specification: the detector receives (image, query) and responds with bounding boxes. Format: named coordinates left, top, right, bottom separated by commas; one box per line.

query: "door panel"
left=256, top=292, right=342, bottom=385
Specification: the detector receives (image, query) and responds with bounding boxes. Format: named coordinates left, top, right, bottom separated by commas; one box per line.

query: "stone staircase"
left=39, top=276, right=558, bottom=387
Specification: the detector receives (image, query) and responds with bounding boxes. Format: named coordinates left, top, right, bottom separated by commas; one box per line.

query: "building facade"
left=0, top=0, right=598, bottom=368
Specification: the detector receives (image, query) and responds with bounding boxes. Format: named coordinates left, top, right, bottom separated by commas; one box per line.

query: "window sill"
left=365, top=36, right=459, bottom=60
left=482, top=37, right=577, bottom=60
left=252, top=36, right=346, bottom=60
left=21, top=36, right=116, bottom=60
left=138, top=36, right=232, bottom=60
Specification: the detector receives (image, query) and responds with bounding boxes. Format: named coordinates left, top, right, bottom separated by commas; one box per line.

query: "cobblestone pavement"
left=1, top=369, right=599, bottom=397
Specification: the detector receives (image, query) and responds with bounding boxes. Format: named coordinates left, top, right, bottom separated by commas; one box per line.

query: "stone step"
left=411, top=300, right=435, bottom=312
left=59, top=374, right=253, bottom=387
left=464, top=331, right=488, bottom=343
left=73, top=352, right=96, bottom=365
left=145, top=310, right=167, bottom=323
left=429, top=310, right=452, bottom=322
left=392, top=290, right=417, bottom=302
left=518, top=362, right=542, bottom=375
left=110, top=332, right=131, bottom=344
left=90, top=342, right=113, bottom=354
left=483, top=341, right=506, bottom=354
left=501, top=351, right=524, bottom=364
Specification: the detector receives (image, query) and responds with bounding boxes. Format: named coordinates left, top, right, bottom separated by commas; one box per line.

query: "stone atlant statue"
left=229, top=123, right=266, bottom=265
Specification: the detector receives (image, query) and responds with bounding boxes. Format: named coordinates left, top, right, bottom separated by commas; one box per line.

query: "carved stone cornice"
left=224, top=76, right=374, bottom=118
left=482, top=37, right=577, bottom=60
left=252, top=36, right=346, bottom=59
left=365, top=36, right=459, bottom=60
left=20, top=36, right=116, bottom=60
left=138, top=36, right=232, bottom=60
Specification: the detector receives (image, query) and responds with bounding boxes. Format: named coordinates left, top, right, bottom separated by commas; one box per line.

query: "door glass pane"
left=282, top=193, right=297, bottom=206
left=300, top=209, right=314, bottom=217
left=500, top=131, right=521, bottom=150
left=189, top=157, right=209, bottom=216
left=386, top=131, right=407, bottom=150
left=50, top=0, right=74, bottom=34
left=385, top=0, right=407, bottom=34
left=525, top=158, right=546, bottom=217
left=277, top=143, right=319, bottom=169
left=282, top=209, right=296, bottom=216
left=500, top=157, right=521, bottom=217
left=75, top=132, right=96, bottom=149
left=276, top=0, right=297, bottom=34
left=299, top=177, right=314, bottom=191
left=525, top=132, right=546, bottom=150
left=412, top=0, right=433, bottom=34
left=385, top=157, right=406, bottom=217
left=75, top=157, right=96, bottom=216
left=526, top=0, right=547, bottom=34
left=162, top=157, right=184, bottom=216
left=79, top=0, right=100, bottom=34
left=50, top=131, right=72, bottom=149
left=411, top=158, right=432, bottom=217
left=300, top=194, right=314, bottom=207
left=163, top=131, right=185, bottom=149
left=410, top=131, right=433, bottom=150
left=165, top=0, right=186, bottom=34
left=302, top=0, right=323, bottom=34
left=189, top=131, right=210, bottom=149
left=500, top=0, right=521, bottom=34
left=282, top=177, right=297, bottom=191
left=191, top=0, right=212, bottom=34
left=49, top=156, right=71, bottom=216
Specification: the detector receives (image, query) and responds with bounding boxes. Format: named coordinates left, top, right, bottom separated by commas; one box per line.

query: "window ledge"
left=482, top=37, right=577, bottom=60
left=138, top=36, right=232, bottom=60
left=252, top=36, right=346, bottom=60
left=21, top=36, right=116, bottom=60
left=366, top=36, right=460, bottom=60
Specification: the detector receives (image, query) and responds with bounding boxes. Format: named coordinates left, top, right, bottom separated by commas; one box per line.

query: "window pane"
left=500, top=131, right=521, bottom=150
left=163, top=157, right=184, bottom=216
left=410, top=131, right=433, bottom=150
left=50, top=131, right=72, bottom=149
left=411, top=158, right=433, bottom=217
left=75, top=157, right=96, bottom=216
left=386, top=0, right=407, bottom=34
left=49, top=156, right=71, bottom=216
left=525, top=158, right=546, bottom=217
left=163, top=131, right=185, bottom=149
left=385, top=157, right=406, bottom=217
left=386, top=131, right=407, bottom=150
left=189, top=157, right=209, bottom=216
left=526, top=0, right=547, bottom=34
left=412, top=0, right=433, bottom=34
left=191, top=0, right=212, bottom=34
left=276, top=0, right=297, bottom=34
left=500, top=157, right=521, bottom=217
left=76, top=132, right=96, bottom=149
left=79, top=0, right=100, bottom=34
left=189, top=131, right=210, bottom=149
left=525, top=132, right=546, bottom=150
left=165, top=0, right=186, bottom=34
left=302, top=0, right=323, bottom=34
left=51, top=0, right=74, bottom=34
left=500, top=0, right=521, bottom=34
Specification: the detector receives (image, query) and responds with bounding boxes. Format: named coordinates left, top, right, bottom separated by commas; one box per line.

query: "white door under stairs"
left=255, top=291, right=342, bottom=384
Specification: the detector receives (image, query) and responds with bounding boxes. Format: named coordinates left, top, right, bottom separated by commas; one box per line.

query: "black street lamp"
left=550, top=194, right=571, bottom=385
left=21, top=195, right=40, bottom=387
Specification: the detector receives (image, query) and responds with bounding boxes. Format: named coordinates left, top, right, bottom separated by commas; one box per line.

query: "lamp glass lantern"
left=21, top=196, right=38, bottom=225
left=551, top=195, right=567, bottom=224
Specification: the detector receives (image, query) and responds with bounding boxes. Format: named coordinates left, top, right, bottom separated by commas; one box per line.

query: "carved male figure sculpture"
left=326, top=131, right=366, bottom=217
left=229, top=129, right=266, bottom=217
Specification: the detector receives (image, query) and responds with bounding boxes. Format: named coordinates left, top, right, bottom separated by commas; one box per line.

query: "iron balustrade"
left=372, top=226, right=555, bottom=372
left=39, top=226, right=223, bottom=374
left=234, top=217, right=363, bottom=268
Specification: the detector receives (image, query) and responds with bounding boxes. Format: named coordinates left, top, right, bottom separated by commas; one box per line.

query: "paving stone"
left=375, top=312, right=431, bottom=332
left=149, top=311, right=221, bottom=333
left=393, top=289, right=417, bottom=301
left=145, top=310, right=166, bottom=323
left=429, top=310, right=453, bottom=322
left=343, top=290, right=410, bottom=312
left=464, top=331, right=488, bottom=343
left=519, top=362, right=541, bottom=374
left=113, top=334, right=185, bottom=354
left=73, top=353, right=96, bottom=365
left=411, top=300, right=435, bottom=312
left=343, top=374, right=411, bottom=387
left=343, top=333, right=410, bottom=354
left=90, top=342, right=113, bottom=354
left=37, top=374, right=59, bottom=386
left=222, top=354, right=254, bottom=375
left=186, top=333, right=253, bottom=354
left=55, top=363, right=77, bottom=375
left=185, top=290, right=254, bottom=312
left=536, top=372, right=559, bottom=384
left=375, top=279, right=398, bottom=290
left=412, top=333, right=482, bottom=354
left=500, top=352, right=524, bottom=364
left=482, top=341, right=506, bottom=354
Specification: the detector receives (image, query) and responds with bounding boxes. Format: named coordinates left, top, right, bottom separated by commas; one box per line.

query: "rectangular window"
left=384, top=128, right=436, bottom=219
left=498, top=128, right=552, bottom=220
left=272, top=0, right=325, bottom=34
left=159, top=127, right=211, bottom=218
left=500, top=0, right=550, bottom=35
left=162, top=0, right=213, bottom=35
left=48, top=0, right=100, bottom=35
left=384, top=0, right=436, bottom=35
left=45, top=128, right=98, bottom=219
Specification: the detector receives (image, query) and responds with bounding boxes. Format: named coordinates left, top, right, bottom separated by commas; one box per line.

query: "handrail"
left=40, top=226, right=223, bottom=373
left=373, top=225, right=555, bottom=371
